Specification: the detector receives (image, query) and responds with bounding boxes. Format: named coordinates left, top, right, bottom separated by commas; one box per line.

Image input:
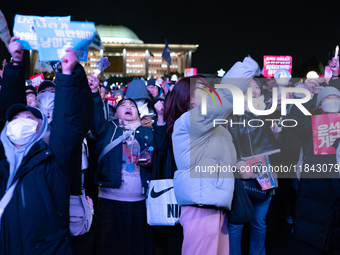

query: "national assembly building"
left=83, top=25, right=198, bottom=79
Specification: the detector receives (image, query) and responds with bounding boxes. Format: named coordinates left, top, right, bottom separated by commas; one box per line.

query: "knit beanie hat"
left=316, top=86, right=340, bottom=107
left=147, top=78, right=161, bottom=88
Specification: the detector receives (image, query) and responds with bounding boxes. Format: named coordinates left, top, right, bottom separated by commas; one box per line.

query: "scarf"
left=118, top=119, right=141, bottom=131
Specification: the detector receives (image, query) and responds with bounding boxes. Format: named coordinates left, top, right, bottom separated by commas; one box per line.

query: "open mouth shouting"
left=125, top=110, right=132, bottom=115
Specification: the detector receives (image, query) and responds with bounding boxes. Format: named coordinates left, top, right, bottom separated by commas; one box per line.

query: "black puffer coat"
left=229, top=112, right=280, bottom=160
left=0, top=63, right=93, bottom=255
left=294, top=140, right=340, bottom=252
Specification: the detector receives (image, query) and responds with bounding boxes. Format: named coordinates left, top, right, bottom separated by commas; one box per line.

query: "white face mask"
left=37, top=92, right=55, bottom=123
left=321, top=99, right=340, bottom=113
left=6, top=118, right=38, bottom=145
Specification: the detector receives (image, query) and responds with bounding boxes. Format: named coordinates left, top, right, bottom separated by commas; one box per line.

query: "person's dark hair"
left=253, top=77, right=264, bottom=95
left=114, top=98, right=140, bottom=116
left=164, top=75, right=206, bottom=134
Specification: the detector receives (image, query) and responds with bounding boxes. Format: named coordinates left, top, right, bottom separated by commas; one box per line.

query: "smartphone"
left=138, top=158, right=147, bottom=162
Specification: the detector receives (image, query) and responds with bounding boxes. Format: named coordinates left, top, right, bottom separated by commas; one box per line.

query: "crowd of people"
left=0, top=36, right=340, bottom=255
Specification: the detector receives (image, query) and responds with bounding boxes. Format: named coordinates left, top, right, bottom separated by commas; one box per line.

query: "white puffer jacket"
left=172, top=57, right=260, bottom=209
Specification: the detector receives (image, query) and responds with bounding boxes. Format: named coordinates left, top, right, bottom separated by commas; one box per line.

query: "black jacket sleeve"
left=49, top=63, right=94, bottom=182
left=0, top=62, right=26, bottom=130
left=91, top=92, right=111, bottom=141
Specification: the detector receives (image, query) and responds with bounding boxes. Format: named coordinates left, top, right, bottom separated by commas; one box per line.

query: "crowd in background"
left=1, top=37, right=340, bottom=255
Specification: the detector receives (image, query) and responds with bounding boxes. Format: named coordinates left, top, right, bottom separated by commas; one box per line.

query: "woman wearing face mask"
left=88, top=76, right=155, bottom=255
left=124, top=79, right=155, bottom=128
left=36, top=91, right=55, bottom=124
left=36, top=81, right=56, bottom=124
left=293, top=86, right=340, bottom=254
left=0, top=47, right=93, bottom=255
left=228, top=78, right=279, bottom=255
left=167, top=57, right=260, bottom=255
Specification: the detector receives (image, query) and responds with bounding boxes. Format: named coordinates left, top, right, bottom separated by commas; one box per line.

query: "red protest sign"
left=263, top=56, right=292, bottom=78
left=312, top=113, right=340, bottom=155
left=184, top=68, right=197, bottom=77
left=29, top=73, right=45, bottom=88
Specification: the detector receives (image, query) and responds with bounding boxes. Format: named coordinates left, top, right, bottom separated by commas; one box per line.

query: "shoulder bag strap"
left=98, top=130, right=134, bottom=164
left=0, top=179, right=19, bottom=230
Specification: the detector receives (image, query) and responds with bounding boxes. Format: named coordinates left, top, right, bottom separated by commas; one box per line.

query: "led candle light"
left=335, top=45, right=339, bottom=59
left=94, top=57, right=110, bottom=77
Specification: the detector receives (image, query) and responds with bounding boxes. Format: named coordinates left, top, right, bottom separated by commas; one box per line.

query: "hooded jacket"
left=0, top=63, right=93, bottom=255
left=125, top=80, right=151, bottom=101
left=172, top=57, right=260, bottom=209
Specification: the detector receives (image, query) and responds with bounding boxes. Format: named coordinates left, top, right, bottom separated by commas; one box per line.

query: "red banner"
left=263, top=56, right=292, bottom=78
left=312, top=113, right=340, bottom=155
left=184, top=68, right=197, bottom=77
left=29, top=73, right=45, bottom=88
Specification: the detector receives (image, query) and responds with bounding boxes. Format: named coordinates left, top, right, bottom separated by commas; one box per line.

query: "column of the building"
left=188, top=51, right=192, bottom=68
left=122, top=48, right=126, bottom=77
left=145, top=49, right=149, bottom=78
left=179, top=54, right=183, bottom=73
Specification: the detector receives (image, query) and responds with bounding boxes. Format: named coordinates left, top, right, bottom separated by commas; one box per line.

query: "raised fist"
left=88, top=74, right=99, bottom=93
left=8, top=37, right=23, bottom=64
left=61, top=48, right=77, bottom=75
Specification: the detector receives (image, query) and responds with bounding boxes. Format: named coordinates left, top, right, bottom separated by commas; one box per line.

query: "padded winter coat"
left=173, top=57, right=260, bottom=209
left=0, top=63, right=93, bottom=255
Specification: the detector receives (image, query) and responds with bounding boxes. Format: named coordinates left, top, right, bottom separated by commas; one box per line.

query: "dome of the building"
left=96, top=25, right=143, bottom=44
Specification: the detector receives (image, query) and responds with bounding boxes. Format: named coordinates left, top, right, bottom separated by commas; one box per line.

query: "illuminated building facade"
left=83, top=25, right=198, bottom=78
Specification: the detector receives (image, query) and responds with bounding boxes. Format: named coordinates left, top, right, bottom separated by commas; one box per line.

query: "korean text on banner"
left=29, top=73, right=45, bottom=87
left=0, top=10, right=11, bottom=48
left=13, top=15, right=71, bottom=51
left=34, top=20, right=96, bottom=62
left=312, top=113, right=340, bottom=155
left=263, top=56, right=292, bottom=78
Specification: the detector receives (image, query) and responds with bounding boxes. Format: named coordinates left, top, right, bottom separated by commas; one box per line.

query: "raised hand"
left=154, top=100, right=164, bottom=116
left=61, top=48, right=77, bottom=75
left=330, top=56, right=339, bottom=78
left=8, top=37, right=23, bottom=64
left=155, top=100, right=164, bottom=125
left=88, top=74, right=99, bottom=93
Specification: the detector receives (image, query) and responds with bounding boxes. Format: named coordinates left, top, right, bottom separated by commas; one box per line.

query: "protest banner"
left=244, top=155, right=277, bottom=190
left=34, top=19, right=96, bottom=62
left=263, top=55, right=292, bottom=78
left=34, top=53, right=53, bottom=73
left=312, top=113, right=340, bottom=155
left=90, top=31, right=105, bottom=51
left=184, top=68, right=197, bottom=77
left=0, top=10, right=10, bottom=49
left=13, top=15, right=71, bottom=50
left=29, top=73, right=45, bottom=87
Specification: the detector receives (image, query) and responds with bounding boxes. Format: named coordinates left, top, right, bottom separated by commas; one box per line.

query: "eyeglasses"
left=147, top=85, right=157, bottom=89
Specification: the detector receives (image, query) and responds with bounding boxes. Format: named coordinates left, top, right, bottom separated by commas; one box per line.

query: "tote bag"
left=146, top=179, right=180, bottom=226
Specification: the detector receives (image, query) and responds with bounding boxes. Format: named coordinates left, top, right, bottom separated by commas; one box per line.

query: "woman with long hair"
left=165, top=57, right=260, bottom=255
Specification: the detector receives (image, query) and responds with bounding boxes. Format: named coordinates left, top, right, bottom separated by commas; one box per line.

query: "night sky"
left=1, top=0, right=340, bottom=76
